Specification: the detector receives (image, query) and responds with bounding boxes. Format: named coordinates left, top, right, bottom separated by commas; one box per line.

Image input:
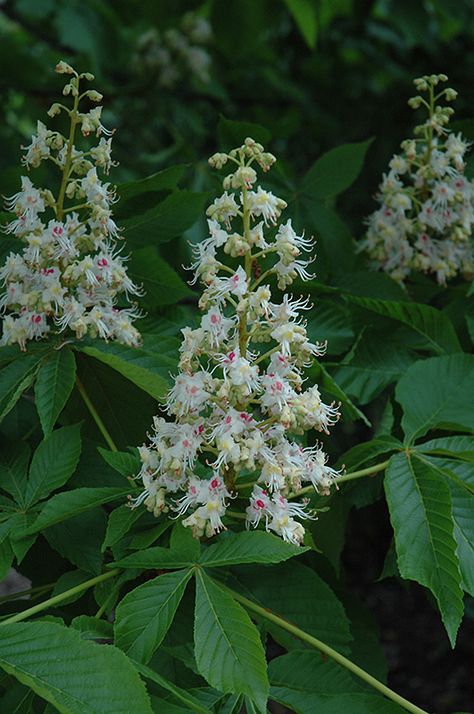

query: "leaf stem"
left=0, top=569, right=120, bottom=626
left=75, top=376, right=118, bottom=452
left=217, top=581, right=429, bottom=714
left=235, top=459, right=390, bottom=495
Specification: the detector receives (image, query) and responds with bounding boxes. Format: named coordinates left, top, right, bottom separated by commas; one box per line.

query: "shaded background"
left=1, top=1, right=474, bottom=712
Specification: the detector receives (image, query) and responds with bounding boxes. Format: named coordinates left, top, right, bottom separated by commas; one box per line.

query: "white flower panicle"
left=361, top=74, right=474, bottom=285
left=134, top=138, right=341, bottom=545
left=0, top=62, right=141, bottom=350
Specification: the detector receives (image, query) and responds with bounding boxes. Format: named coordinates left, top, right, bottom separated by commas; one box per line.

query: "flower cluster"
left=133, top=138, right=341, bottom=545
left=0, top=62, right=141, bottom=350
left=361, top=74, right=474, bottom=285
left=135, top=13, right=212, bottom=87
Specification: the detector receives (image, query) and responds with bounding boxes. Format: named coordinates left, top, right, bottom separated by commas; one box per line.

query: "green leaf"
left=301, top=139, right=373, bottom=200
left=45, top=508, right=107, bottom=575
left=111, top=545, right=194, bottom=570
left=98, top=448, right=140, bottom=478
left=52, top=570, right=92, bottom=606
left=0, top=356, right=42, bottom=423
left=121, top=191, right=208, bottom=247
left=25, top=424, right=82, bottom=507
left=384, top=452, right=464, bottom=646
left=117, top=166, right=185, bottom=203
left=344, top=296, right=461, bottom=355
left=75, top=341, right=173, bottom=400
left=415, top=435, right=474, bottom=462
left=269, top=651, right=404, bottom=713
left=199, top=531, right=307, bottom=567
left=128, top=247, right=193, bottom=309
left=306, top=301, right=354, bottom=355
left=0, top=621, right=153, bottom=713
left=310, top=361, right=371, bottom=427
left=302, top=201, right=356, bottom=273
left=335, top=335, right=416, bottom=405
left=396, top=354, right=474, bottom=443
left=133, top=660, right=212, bottom=714
left=194, top=570, right=269, bottom=710
left=235, top=561, right=352, bottom=653
left=338, top=436, right=402, bottom=471
left=114, top=569, right=192, bottom=663
left=102, top=504, right=143, bottom=551
left=0, top=442, right=30, bottom=508
left=24, top=487, right=130, bottom=534
left=170, top=521, right=201, bottom=560
left=34, top=349, right=76, bottom=436
left=70, top=615, right=113, bottom=641
left=284, top=0, right=318, bottom=48
left=448, top=475, right=474, bottom=596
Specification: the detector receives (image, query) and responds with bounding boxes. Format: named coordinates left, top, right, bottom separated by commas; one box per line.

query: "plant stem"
left=293, top=459, right=390, bottom=499
left=0, top=570, right=120, bottom=626
left=75, top=376, right=118, bottom=452
left=56, top=76, right=80, bottom=221
left=218, top=581, right=429, bottom=714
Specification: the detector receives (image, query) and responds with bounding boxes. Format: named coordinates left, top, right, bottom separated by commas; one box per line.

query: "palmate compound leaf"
left=384, top=452, right=464, bottom=646
left=269, top=650, right=405, bottom=714
left=34, top=348, right=76, bottom=436
left=395, top=353, right=474, bottom=444
left=194, top=570, right=269, bottom=712
left=114, top=568, right=193, bottom=664
left=0, top=621, right=153, bottom=714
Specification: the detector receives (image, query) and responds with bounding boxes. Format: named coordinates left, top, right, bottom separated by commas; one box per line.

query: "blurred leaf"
left=284, top=0, right=318, bottom=49
left=128, top=247, right=193, bottom=308
left=117, top=166, right=186, bottom=203
left=301, top=139, right=373, bottom=200
left=122, top=191, right=208, bottom=247
left=218, top=117, right=271, bottom=150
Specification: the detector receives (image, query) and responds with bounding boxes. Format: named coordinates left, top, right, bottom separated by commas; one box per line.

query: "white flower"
left=246, top=186, right=287, bottom=225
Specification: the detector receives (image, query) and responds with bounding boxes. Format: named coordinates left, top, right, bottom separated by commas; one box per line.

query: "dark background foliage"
left=0, top=1, right=473, bottom=712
